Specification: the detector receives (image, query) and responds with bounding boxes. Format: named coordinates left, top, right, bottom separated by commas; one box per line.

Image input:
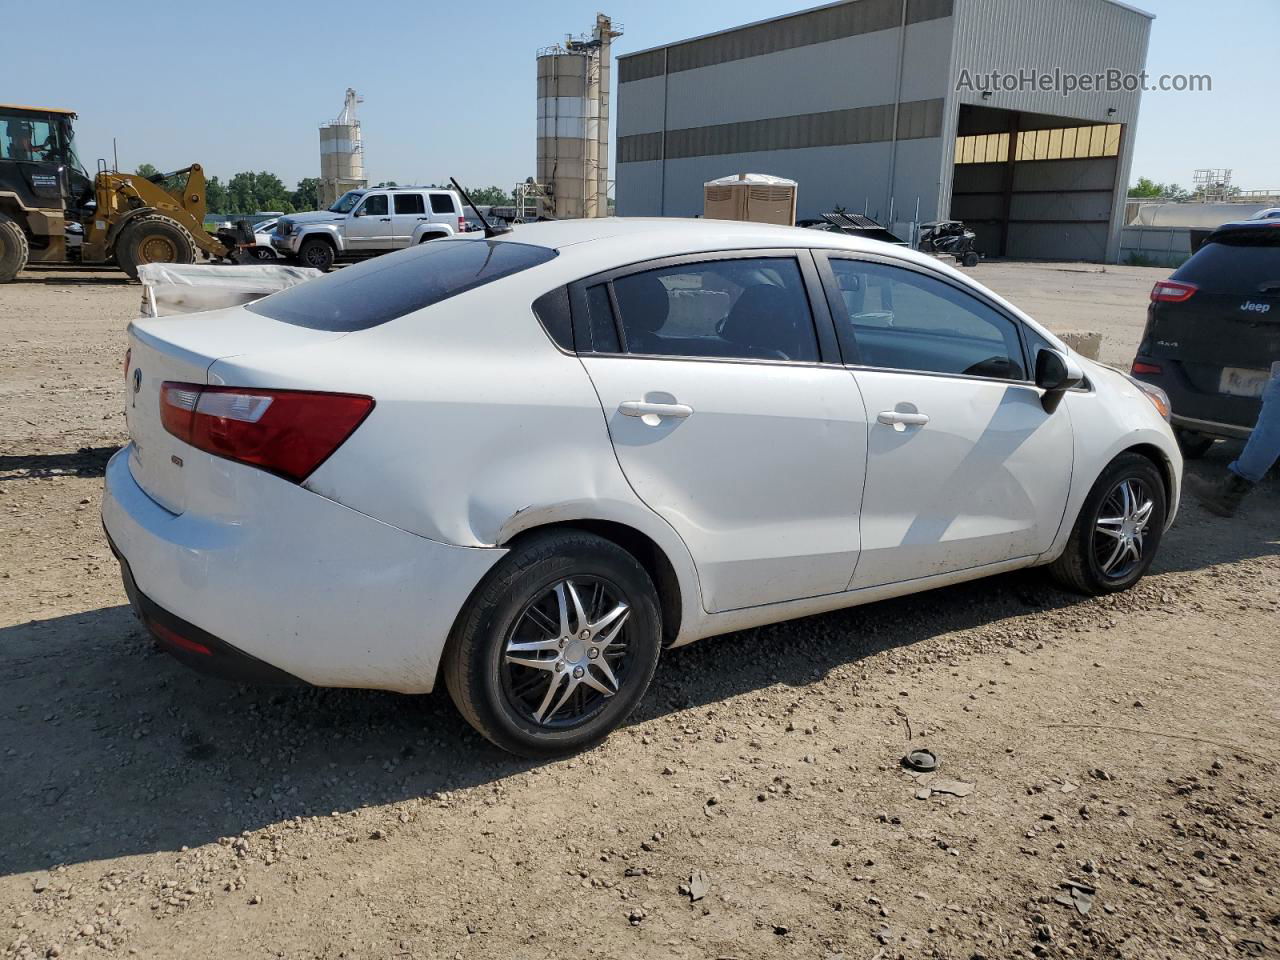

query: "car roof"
left=500, top=217, right=949, bottom=269
left=494, top=217, right=1070, bottom=355
left=1207, top=220, right=1280, bottom=241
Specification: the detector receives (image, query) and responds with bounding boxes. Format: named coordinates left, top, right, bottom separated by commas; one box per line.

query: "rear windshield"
left=247, top=239, right=557, bottom=330
left=1174, top=235, right=1280, bottom=295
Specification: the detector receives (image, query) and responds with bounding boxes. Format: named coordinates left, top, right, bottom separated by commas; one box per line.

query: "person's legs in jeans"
left=1229, top=371, right=1280, bottom=484
left=1187, top=369, right=1279, bottom=517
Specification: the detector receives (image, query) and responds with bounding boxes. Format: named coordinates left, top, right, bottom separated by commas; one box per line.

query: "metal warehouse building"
left=616, top=0, right=1152, bottom=262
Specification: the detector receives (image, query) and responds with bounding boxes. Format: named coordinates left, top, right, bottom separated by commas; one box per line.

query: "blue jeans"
left=1230, top=370, right=1280, bottom=484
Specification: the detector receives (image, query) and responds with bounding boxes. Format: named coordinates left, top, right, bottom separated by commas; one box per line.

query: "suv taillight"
left=458, top=215, right=466, bottom=232
left=1150, top=280, right=1198, bottom=303
left=160, top=382, right=374, bottom=482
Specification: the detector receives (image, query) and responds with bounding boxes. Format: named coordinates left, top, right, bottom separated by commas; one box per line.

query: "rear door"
left=816, top=253, right=1074, bottom=588
left=390, top=192, right=427, bottom=247
left=345, top=192, right=391, bottom=249
left=1146, top=236, right=1280, bottom=407
left=576, top=250, right=868, bottom=614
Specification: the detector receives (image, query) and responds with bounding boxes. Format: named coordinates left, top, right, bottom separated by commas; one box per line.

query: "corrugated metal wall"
left=945, top=0, right=1153, bottom=260
left=615, top=0, right=956, bottom=219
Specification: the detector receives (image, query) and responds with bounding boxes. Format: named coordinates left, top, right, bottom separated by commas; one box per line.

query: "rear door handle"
left=620, top=400, right=693, bottom=420
left=878, top=410, right=930, bottom=429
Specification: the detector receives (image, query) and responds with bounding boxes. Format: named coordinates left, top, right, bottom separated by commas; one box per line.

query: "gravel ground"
left=2, top=260, right=1277, bottom=960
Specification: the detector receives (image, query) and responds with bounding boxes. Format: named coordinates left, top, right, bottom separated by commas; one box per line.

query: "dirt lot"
left=2, top=261, right=1277, bottom=960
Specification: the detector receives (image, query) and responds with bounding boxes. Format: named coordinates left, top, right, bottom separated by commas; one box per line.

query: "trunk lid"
left=124, top=306, right=347, bottom=514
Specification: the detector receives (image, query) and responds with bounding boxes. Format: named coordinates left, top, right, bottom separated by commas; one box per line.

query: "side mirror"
left=352, top=207, right=365, bottom=217
left=1035, top=348, right=1084, bottom=413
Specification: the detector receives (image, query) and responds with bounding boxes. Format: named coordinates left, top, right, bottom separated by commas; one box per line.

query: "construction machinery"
left=0, top=104, right=239, bottom=282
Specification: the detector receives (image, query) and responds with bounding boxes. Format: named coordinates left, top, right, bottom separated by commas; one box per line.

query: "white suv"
left=271, top=187, right=470, bottom=271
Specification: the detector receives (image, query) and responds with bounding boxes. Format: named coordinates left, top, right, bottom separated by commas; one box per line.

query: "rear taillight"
left=159, top=382, right=374, bottom=482
left=1150, top=280, right=1197, bottom=303
left=1131, top=360, right=1163, bottom=375
left=458, top=216, right=466, bottom=232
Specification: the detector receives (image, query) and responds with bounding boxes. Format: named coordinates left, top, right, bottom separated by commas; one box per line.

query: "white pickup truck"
left=271, top=186, right=475, bottom=271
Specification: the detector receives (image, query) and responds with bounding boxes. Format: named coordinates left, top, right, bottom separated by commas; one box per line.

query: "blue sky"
left=5, top=0, right=1275, bottom=195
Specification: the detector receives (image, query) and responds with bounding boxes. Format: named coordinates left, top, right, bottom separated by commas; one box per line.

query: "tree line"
left=1127, top=176, right=1242, bottom=202
left=136, top=164, right=514, bottom=215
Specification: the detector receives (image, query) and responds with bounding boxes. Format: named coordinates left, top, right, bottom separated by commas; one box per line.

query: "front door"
left=345, top=193, right=391, bottom=249
left=578, top=253, right=868, bottom=613
left=818, top=254, right=1074, bottom=589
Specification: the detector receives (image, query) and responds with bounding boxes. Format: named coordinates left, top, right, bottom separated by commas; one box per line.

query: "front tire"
left=1175, top=429, right=1214, bottom=460
left=444, top=530, right=662, bottom=758
left=115, top=215, right=196, bottom=279
left=1049, top=452, right=1167, bottom=595
left=297, top=236, right=335, bottom=272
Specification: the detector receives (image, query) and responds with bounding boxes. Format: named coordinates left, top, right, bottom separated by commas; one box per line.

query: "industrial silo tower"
left=536, top=14, right=622, bottom=219
left=319, top=88, right=367, bottom=208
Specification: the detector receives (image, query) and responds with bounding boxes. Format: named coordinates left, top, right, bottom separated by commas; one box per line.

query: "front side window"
left=828, top=259, right=1026, bottom=380
left=393, top=193, right=425, bottom=215
left=1, top=115, right=56, bottom=161
left=430, top=194, right=456, bottom=214
left=358, top=194, right=388, bottom=216
left=607, top=257, right=819, bottom=362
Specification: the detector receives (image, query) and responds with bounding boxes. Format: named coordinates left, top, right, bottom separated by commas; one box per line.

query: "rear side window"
left=608, top=257, right=819, bottom=362
left=247, top=240, right=557, bottom=330
left=393, top=193, right=425, bottom=215
left=430, top=194, right=456, bottom=214
left=1173, top=238, right=1280, bottom=295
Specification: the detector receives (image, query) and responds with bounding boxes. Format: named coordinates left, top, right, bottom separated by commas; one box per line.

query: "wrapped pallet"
left=137, top=263, right=321, bottom=318
left=703, top=173, right=797, bottom=226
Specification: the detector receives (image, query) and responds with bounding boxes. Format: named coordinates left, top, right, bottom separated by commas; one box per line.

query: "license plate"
left=1218, top=366, right=1271, bottom=398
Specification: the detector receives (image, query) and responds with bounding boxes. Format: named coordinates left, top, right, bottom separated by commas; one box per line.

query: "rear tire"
left=297, top=236, right=335, bottom=272
left=443, top=530, right=662, bottom=758
left=962, top=251, right=980, bottom=268
left=1048, top=452, right=1167, bottom=595
left=115, top=215, right=196, bottom=280
left=1175, top=429, right=1214, bottom=460
left=0, top=212, right=30, bottom=283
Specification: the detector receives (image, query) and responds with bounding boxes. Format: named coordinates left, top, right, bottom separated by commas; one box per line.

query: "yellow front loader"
left=0, top=104, right=240, bottom=282
left=83, top=163, right=239, bottom=278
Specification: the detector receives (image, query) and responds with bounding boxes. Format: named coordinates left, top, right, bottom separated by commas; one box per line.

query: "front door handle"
left=379, top=217, right=391, bottom=221
left=878, top=410, right=930, bottom=430
left=620, top=400, right=693, bottom=420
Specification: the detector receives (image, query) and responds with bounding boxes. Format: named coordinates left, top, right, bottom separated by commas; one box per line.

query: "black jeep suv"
left=1131, top=220, right=1280, bottom=458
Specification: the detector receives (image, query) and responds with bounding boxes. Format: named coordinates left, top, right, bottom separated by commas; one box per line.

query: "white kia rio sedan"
left=103, top=219, right=1181, bottom=756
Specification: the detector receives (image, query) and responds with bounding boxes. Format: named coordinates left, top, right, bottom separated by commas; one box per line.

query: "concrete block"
left=1057, top=330, right=1103, bottom=360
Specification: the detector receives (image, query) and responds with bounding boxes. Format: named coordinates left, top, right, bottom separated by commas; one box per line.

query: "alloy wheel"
left=1092, top=477, right=1154, bottom=580
left=500, top=577, right=632, bottom=728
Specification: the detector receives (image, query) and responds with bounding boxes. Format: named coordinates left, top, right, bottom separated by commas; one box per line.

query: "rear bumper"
left=1170, top=413, right=1253, bottom=441
left=1132, top=358, right=1260, bottom=439
left=110, top=536, right=303, bottom=685
left=101, top=446, right=505, bottom=694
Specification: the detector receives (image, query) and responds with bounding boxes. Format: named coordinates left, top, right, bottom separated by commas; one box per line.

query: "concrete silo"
left=536, top=14, right=621, bottom=219
left=319, top=88, right=367, bottom=209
